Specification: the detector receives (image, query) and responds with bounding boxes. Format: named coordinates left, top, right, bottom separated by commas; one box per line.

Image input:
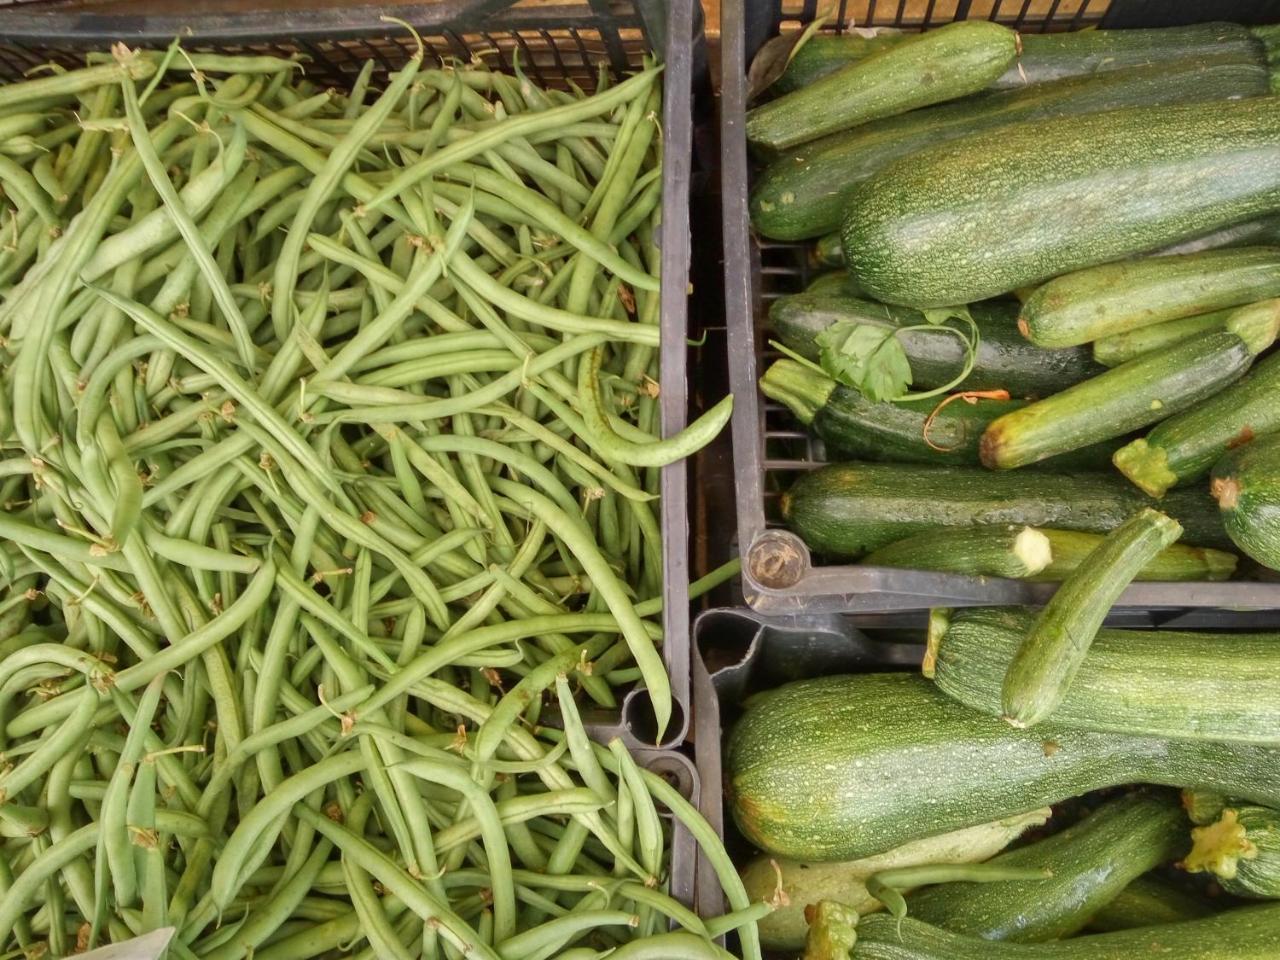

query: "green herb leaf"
left=920, top=304, right=974, bottom=327
left=815, top=320, right=912, bottom=402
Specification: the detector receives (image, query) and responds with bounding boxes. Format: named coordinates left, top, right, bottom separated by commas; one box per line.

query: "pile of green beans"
left=0, top=35, right=752, bottom=960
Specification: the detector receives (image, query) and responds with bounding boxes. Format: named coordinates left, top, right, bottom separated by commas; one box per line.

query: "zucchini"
left=771, top=22, right=1268, bottom=94
left=1085, top=874, right=1217, bottom=933
left=742, top=810, right=1050, bottom=951
left=1183, top=805, right=1280, bottom=899
left=804, top=900, right=857, bottom=960
left=752, top=58, right=1270, bottom=242
left=851, top=904, right=1280, bottom=960
left=746, top=20, right=1018, bottom=151
left=726, top=672, right=1280, bottom=862
left=769, top=293, right=1102, bottom=398
left=980, top=304, right=1280, bottom=470
left=861, top=525, right=1052, bottom=579
left=842, top=97, right=1280, bottom=308
left=928, top=606, right=1280, bottom=745
left=806, top=270, right=859, bottom=296
left=1211, top=432, right=1280, bottom=570
left=1154, top=214, right=1280, bottom=256
left=770, top=32, right=907, bottom=95
left=1019, top=247, right=1280, bottom=348
left=907, top=791, right=1188, bottom=942
left=782, top=461, right=1227, bottom=559
left=1184, top=790, right=1232, bottom=826
left=1092, top=310, right=1232, bottom=368
left=812, top=233, right=845, bottom=267
left=1000, top=509, right=1182, bottom=729
left=1115, top=311, right=1280, bottom=498
left=1033, top=529, right=1236, bottom=583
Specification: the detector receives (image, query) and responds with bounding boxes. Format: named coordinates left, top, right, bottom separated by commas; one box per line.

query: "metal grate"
left=723, top=0, right=1280, bottom=614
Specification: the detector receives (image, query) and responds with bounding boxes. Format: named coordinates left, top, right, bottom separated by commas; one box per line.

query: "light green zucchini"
left=1032, top=529, right=1236, bottom=582
left=1183, top=805, right=1280, bottom=899
left=1092, top=310, right=1233, bottom=367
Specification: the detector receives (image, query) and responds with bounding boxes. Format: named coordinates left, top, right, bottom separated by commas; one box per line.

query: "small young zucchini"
left=981, top=302, right=1280, bottom=470
left=1019, top=247, right=1280, bottom=348
left=1000, top=509, right=1182, bottom=729
left=746, top=20, right=1018, bottom=151
left=812, top=233, right=846, bottom=268
left=742, top=810, right=1051, bottom=951
left=851, top=903, right=1280, bottom=960
left=1212, top=431, right=1280, bottom=569
left=1183, top=790, right=1233, bottom=826
left=1182, top=805, right=1280, bottom=899
left=1085, top=874, right=1218, bottom=933
left=1032, top=528, right=1236, bottom=583
left=1092, top=309, right=1232, bottom=367
left=1115, top=306, right=1280, bottom=497
left=906, top=791, right=1189, bottom=942
left=930, top=606, right=1280, bottom=744
left=861, top=525, right=1052, bottom=579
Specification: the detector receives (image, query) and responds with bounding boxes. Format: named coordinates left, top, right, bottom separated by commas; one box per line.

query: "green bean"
left=866, top=864, right=1053, bottom=924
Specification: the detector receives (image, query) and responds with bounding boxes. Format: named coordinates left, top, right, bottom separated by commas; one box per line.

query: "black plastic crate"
left=721, top=0, right=1280, bottom=614
left=689, top=602, right=1280, bottom=925
left=0, top=0, right=708, bottom=748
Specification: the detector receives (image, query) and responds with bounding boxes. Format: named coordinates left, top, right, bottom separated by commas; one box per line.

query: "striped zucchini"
left=1092, top=309, right=1232, bottom=367
left=782, top=461, right=1228, bottom=559
left=1033, top=529, right=1236, bottom=582
left=1212, top=431, right=1280, bottom=569
left=1183, top=805, right=1280, bottom=899
left=999, top=509, right=1182, bottom=729
left=981, top=302, right=1280, bottom=470
left=1085, top=875, right=1217, bottom=932
left=929, top=606, right=1280, bottom=744
left=727, top=672, right=1280, bottom=863
left=741, top=811, right=1049, bottom=951
left=907, top=791, right=1189, bottom=942
left=1115, top=309, right=1280, bottom=497
left=746, top=20, right=1017, bottom=151
left=861, top=525, right=1052, bottom=579
left=771, top=22, right=1268, bottom=93
left=842, top=97, right=1280, bottom=307
left=1020, top=247, right=1280, bottom=348
left=852, top=904, right=1280, bottom=960
left=753, top=58, right=1270, bottom=242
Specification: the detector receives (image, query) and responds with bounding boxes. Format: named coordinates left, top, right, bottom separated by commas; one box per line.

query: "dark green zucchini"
left=726, top=672, right=1280, bottom=862
left=812, top=232, right=845, bottom=267
left=752, top=58, right=1270, bottom=242
left=1115, top=311, right=1280, bottom=498
left=861, top=525, right=1052, bottom=579
left=1001, top=509, right=1182, bottom=729
left=741, top=811, right=1049, bottom=951
left=842, top=97, right=1280, bottom=307
left=761, top=360, right=1117, bottom=469
left=981, top=304, right=1280, bottom=470
left=907, top=791, right=1188, bottom=941
left=782, top=461, right=1227, bottom=559
left=1212, top=432, right=1280, bottom=570
left=1033, top=529, right=1236, bottom=582
left=747, top=21, right=1017, bottom=151
left=769, top=293, right=1102, bottom=398
left=851, top=904, right=1280, bottom=960
left=1183, top=805, right=1280, bottom=899
left=1085, top=874, right=1218, bottom=933
left=1020, top=247, right=1280, bottom=348
left=929, top=606, right=1280, bottom=744
left=1092, top=310, right=1232, bottom=368
left=770, top=22, right=1267, bottom=94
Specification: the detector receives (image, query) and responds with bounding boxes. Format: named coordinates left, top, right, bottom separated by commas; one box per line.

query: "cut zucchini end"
left=1225, top=297, right=1280, bottom=355
left=1112, top=439, right=1177, bottom=499
left=1211, top=475, right=1242, bottom=511
left=1012, top=526, right=1052, bottom=577
left=923, top=608, right=952, bottom=679
left=1200, top=547, right=1239, bottom=581
left=1182, top=808, right=1258, bottom=880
